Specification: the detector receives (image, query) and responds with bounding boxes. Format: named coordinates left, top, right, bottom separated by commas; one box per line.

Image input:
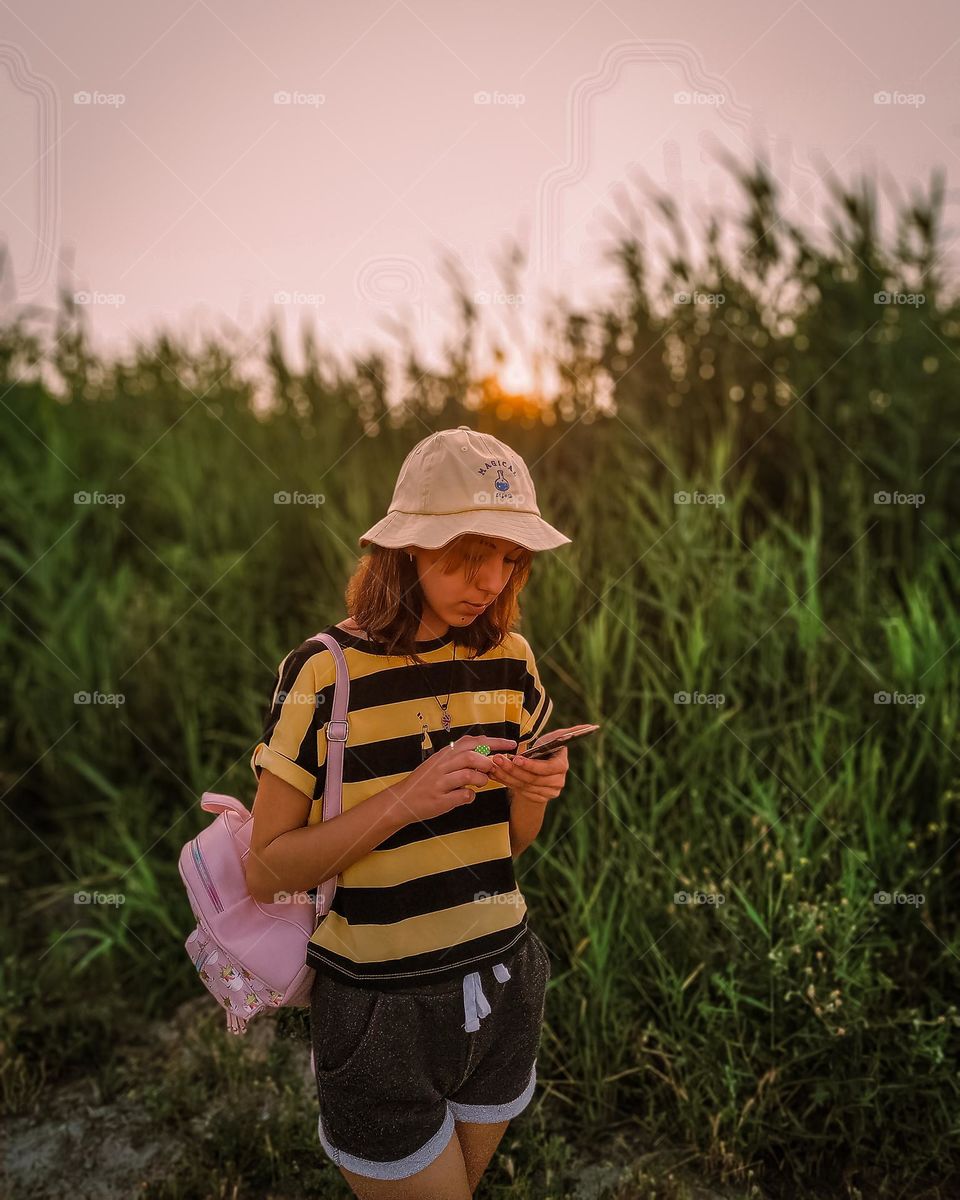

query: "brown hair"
left=343, top=534, right=535, bottom=664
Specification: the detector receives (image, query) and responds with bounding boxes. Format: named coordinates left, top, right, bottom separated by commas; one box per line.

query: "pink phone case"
left=521, top=724, right=599, bottom=759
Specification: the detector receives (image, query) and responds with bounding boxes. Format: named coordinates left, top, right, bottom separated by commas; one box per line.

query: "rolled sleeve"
left=516, top=636, right=554, bottom=755
left=250, top=742, right=318, bottom=798
left=250, top=644, right=333, bottom=801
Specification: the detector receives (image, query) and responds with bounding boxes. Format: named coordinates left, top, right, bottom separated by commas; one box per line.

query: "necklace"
left=339, top=619, right=457, bottom=753
left=438, top=642, right=456, bottom=730
left=415, top=640, right=457, bottom=759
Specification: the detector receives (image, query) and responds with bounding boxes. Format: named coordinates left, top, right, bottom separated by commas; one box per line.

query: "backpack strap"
left=307, top=631, right=351, bottom=923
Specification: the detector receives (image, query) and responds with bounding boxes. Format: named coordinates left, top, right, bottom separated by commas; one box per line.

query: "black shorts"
left=309, top=927, right=552, bottom=1181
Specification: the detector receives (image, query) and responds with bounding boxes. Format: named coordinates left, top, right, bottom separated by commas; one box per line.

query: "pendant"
left=441, top=710, right=452, bottom=732
left=418, top=712, right=433, bottom=761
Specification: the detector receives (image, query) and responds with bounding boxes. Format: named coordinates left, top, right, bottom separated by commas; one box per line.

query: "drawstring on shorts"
left=461, top=961, right=511, bottom=1032
left=308, top=960, right=517, bottom=1067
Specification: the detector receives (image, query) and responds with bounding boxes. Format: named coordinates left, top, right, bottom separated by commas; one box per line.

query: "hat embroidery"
left=477, top=458, right=518, bottom=485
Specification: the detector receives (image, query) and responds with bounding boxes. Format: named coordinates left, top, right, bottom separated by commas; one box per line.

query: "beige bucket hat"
left=359, top=425, right=572, bottom=552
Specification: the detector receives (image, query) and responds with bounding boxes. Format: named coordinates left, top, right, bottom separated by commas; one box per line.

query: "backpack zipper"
left=194, top=942, right=216, bottom=972
left=191, top=840, right=224, bottom=913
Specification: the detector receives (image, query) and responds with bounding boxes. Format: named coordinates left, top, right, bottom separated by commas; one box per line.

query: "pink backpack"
left=178, top=632, right=350, bottom=1035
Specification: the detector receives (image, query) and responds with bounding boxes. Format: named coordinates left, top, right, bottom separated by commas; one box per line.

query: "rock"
left=3, top=1094, right=186, bottom=1199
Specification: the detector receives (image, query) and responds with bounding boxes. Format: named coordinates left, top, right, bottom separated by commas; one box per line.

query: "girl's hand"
left=395, top=734, right=519, bottom=821
left=489, top=745, right=568, bottom=805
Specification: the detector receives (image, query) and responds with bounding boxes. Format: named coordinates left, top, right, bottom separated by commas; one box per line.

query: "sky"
left=2, top=0, right=959, bottom=400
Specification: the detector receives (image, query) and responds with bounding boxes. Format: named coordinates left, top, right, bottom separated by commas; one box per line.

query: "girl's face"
left=409, top=535, right=524, bottom=628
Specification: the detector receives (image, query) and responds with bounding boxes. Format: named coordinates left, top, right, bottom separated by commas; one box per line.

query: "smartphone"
left=519, top=723, right=600, bottom=759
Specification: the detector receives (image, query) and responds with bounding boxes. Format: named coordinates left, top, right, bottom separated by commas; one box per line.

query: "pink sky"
left=2, top=1, right=958, bottom=398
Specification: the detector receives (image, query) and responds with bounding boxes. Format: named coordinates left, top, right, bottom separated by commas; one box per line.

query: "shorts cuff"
left=447, top=1061, right=537, bottom=1123
left=317, top=1105, right=456, bottom=1181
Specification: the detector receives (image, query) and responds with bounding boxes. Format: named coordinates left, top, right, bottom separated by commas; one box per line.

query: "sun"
left=469, top=352, right=554, bottom=422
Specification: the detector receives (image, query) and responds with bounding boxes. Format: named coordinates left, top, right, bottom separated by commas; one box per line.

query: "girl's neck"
left=414, top=607, right=450, bottom=642
left=336, top=618, right=370, bottom=641
left=337, top=614, right=450, bottom=643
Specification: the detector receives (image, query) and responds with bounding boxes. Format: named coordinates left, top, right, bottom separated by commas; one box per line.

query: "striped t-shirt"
left=249, top=622, right=554, bottom=989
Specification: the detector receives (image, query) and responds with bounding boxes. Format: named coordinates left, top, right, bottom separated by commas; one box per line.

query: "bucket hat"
left=359, top=425, right=571, bottom=552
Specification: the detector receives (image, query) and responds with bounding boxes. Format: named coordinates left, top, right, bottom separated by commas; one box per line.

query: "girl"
left=246, top=425, right=573, bottom=1199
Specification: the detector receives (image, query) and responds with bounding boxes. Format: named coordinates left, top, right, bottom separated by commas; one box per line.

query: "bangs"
left=437, top=533, right=533, bottom=578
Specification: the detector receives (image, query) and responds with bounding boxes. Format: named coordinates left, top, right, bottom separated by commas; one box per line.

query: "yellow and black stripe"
left=249, top=624, right=553, bottom=988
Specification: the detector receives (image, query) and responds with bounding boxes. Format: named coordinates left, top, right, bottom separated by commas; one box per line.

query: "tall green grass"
left=2, top=159, right=958, bottom=1197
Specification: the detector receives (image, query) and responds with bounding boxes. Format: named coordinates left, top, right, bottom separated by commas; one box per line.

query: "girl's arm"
left=495, top=747, right=569, bottom=857
left=509, top=791, right=549, bottom=857
left=245, top=768, right=412, bottom=903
